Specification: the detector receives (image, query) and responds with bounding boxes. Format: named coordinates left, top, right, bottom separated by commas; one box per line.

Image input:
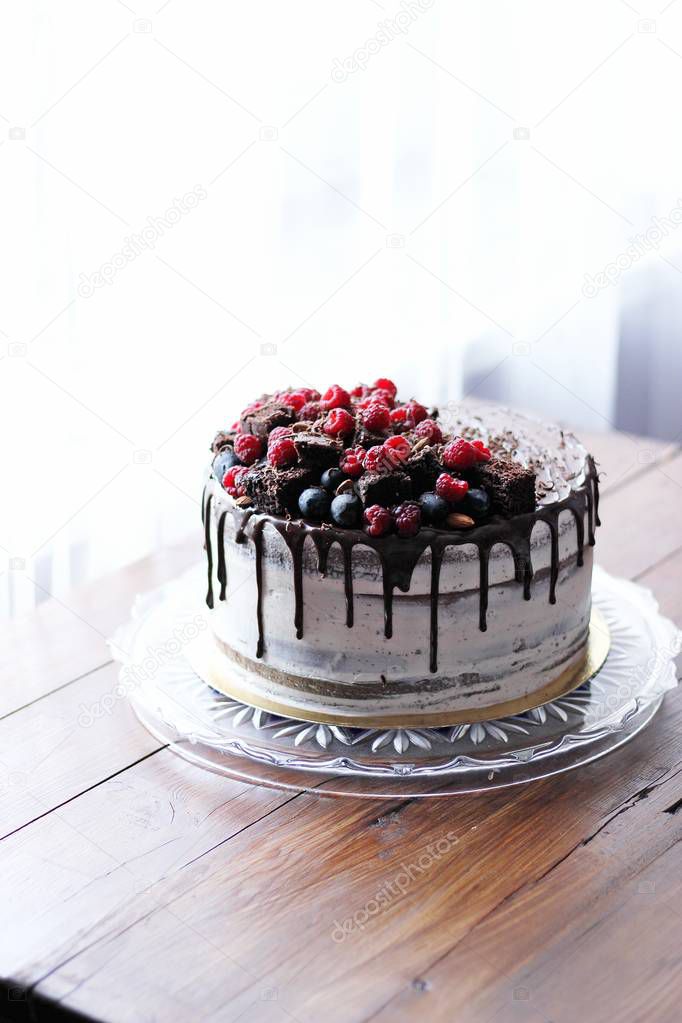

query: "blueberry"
left=298, top=487, right=331, bottom=522
left=419, top=492, right=448, bottom=525
left=462, top=487, right=491, bottom=519
left=321, top=467, right=348, bottom=492
left=213, top=446, right=239, bottom=479
left=330, top=492, right=362, bottom=528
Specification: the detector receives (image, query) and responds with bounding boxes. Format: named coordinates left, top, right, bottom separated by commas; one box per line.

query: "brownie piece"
left=244, top=465, right=315, bottom=516
left=240, top=400, right=296, bottom=441
left=472, top=458, right=536, bottom=517
left=293, top=432, right=342, bottom=470
left=211, top=429, right=237, bottom=453
left=405, top=447, right=443, bottom=495
left=356, top=471, right=411, bottom=508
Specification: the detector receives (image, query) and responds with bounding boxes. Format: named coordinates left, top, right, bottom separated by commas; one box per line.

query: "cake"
left=198, top=381, right=600, bottom=726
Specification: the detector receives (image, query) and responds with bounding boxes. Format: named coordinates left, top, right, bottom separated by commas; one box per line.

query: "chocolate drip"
left=204, top=491, right=214, bottom=610
left=208, top=461, right=599, bottom=674
left=217, top=511, right=228, bottom=601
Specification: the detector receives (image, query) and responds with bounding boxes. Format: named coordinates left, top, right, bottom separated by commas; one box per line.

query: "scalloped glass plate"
left=109, top=566, right=680, bottom=797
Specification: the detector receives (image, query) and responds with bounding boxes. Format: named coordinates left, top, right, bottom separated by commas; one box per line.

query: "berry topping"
left=321, top=466, right=348, bottom=491
left=373, top=377, right=397, bottom=399
left=364, top=504, right=392, bottom=537
left=320, top=385, right=351, bottom=411
left=213, top=447, right=239, bottom=480
left=435, top=473, right=469, bottom=503
left=331, top=492, right=362, bottom=527
left=462, top=487, right=491, bottom=519
left=297, top=401, right=321, bottom=421
left=418, top=492, right=448, bottom=524
left=267, top=437, right=298, bottom=468
left=406, top=401, right=428, bottom=426
left=361, top=402, right=391, bottom=433
left=350, top=383, right=370, bottom=399
left=341, top=449, right=365, bottom=478
left=369, top=388, right=395, bottom=408
left=268, top=425, right=293, bottom=446
left=413, top=418, right=443, bottom=444
left=323, top=408, right=355, bottom=437
left=389, top=406, right=409, bottom=427
left=442, top=437, right=490, bottom=470
left=222, top=465, right=249, bottom=497
left=393, top=501, right=422, bottom=538
left=363, top=444, right=389, bottom=474
left=279, top=389, right=308, bottom=412
left=382, top=435, right=411, bottom=466
left=298, top=486, right=331, bottom=522
left=233, top=433, right=263, bottom=465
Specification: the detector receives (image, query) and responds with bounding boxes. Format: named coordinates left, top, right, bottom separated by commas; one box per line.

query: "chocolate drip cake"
left=199, top=381, right=600, bottom=725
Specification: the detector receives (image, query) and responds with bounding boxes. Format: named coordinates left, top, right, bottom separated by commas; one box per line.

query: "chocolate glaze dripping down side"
left=204, top=489, right=214, bottom=610
left=208, top=461, right=599, bottom=675
left=217, top=511, right=228, bottom=601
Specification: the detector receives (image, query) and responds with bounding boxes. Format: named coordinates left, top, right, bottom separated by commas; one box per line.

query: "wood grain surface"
left=1, top=429, right=681, bottom=1023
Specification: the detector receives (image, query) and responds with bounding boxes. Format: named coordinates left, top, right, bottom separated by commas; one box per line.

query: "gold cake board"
left=186, top=609, right=610, bottom=730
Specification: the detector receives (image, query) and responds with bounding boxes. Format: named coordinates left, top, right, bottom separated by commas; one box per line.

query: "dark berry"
left=321, top=467, right=348, bottom=491
left=413, top=418, right=443, bottom=444
left=435, top=473, right=469, bottom=503
left=462, top=487, right=491, bottom=519
left=364, top=504, right=392, bottom=537
left=361, top=402, right=391, bottom=432
left=298, top=487, right=331, bottom=521
left=267, top=437, right=298, bottom=468
left=323, top=408, right=354, bottom=437
left=320, top=384, right=351, bottom=411
left=233, top=433, right=263, bottom=465
left=393, top=501, right=421, bottom=537
left=331, top=492, right=362, bottom=528
left=419, top=492, right=448, bottom=524
left=213, top=447, right=239, bottom=480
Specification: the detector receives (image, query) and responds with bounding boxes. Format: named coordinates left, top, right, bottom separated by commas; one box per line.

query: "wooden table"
left=2, top=429, right=682, bottom=1023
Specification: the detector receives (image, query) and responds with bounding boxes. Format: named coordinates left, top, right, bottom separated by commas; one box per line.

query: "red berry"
left=344, top=445, right=366, bottom=464
left=350, top=384, right=370, bottom=399
left=323, top=408, right=355, bottom=437
left=393, top=501, right=421, bottom=538
left=382, top=435, right=411, bottom=467
left=279, top=389, right=309, bottom=412
left=413, top=418, right=443, bottom=444
left=222, top=466, right=249, bottom=497
left=364, top=504, right=392, bottom=537
left=370, top=387, right=395, bottom=408
left=240, top=399, right=264, bottom=417
left=362, top=402, right=391, bottom=432
left=267, top=437, right=298, bottom=467
left=341, top=449, right=365, bottom=478
left=297, top=401, right=321, bottom=421
left=320, top=385, right=351, bottom=411
left=233, top=433, right=262, bottom=465
left=373, top=377, right=397, bottom=399
left=268, top=426, right=292, bottom=446
left=435, top=473, right=469, bottom=503
left=364, top=445, right=389, bottom=474
left=471, top=439, right=491, bottom=462
left=389, top=406, right=409, bottom=427
left=406, top=401, right=428, bottom=426
left=442, top=438, right=483, bottom=470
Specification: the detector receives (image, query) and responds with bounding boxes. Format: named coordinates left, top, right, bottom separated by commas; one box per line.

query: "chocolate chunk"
left=356, top=472, right=412, bottom=508
left=243, top=465, right=315, bottom=516
left=211, top=429, right=237, bottom=453
left=353, top=414, right=387, bottom=449
left=240, top=401, right=296, bottom=441
left=405, top=447, right=443, bottom=495
left=293, top=432, right=342, bottom=470
left=471, top=458, right=536, bottom=517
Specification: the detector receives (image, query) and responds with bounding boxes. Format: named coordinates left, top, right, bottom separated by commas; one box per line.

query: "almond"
left=235, top=495, right=254, bottom=508
left=335, top=479, right=355, bottom=496
left=412, top=436, right=430, bottom=453
left=446, top=512, right=475, bottom=529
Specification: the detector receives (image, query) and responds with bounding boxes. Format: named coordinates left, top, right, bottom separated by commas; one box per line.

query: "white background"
left=2, top=0, right=682, bottom=616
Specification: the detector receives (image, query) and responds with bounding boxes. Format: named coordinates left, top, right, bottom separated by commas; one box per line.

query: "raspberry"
left=268, top=426, right=292, bottom=446
left=233, top=433, right=262, bottom=465
left=297, top=401, right=321, bottom=421
left=320, top=385, right=351, bottom=411
left=382, top=435, right=411, bottom=467
left=222, top=465, right=249, bottom=497
left=240, top=399, right=264, bottom=417
left=413, top=418, right=443, bottom=444
left=373, top=377, right=397, bottom=400
left=323, top=408, right=355, bottom=437
left=472, top=439, right=491, bottom=462
left=279, top=389, right=309, bottom=412
left=362, top=402, right=391, bottom=432
left=267, top=437, right=298, bottom=467
left=341, top=448, right=365, bottom=478
left=435, top=473, right=469, bottom=503
left=393, top=501, right=421, bottom=538
left=344, top=445, right=366, bottom=465
left=389, top=406, right=409, bottom=427
left=370, top=388, right=395, bottom=408
left=406, top=401, right=428, bottom=426
left=350, top=384, right=370, bottom=399
left=442, top=438, right=487, bottom=470
left=364, top=504, right=392, bottom=537
left=364, top=445, right=390, bottom=474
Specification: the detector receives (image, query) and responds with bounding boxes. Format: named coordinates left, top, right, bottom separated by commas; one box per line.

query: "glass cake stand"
left=110, top=566, right=680, bottom=798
